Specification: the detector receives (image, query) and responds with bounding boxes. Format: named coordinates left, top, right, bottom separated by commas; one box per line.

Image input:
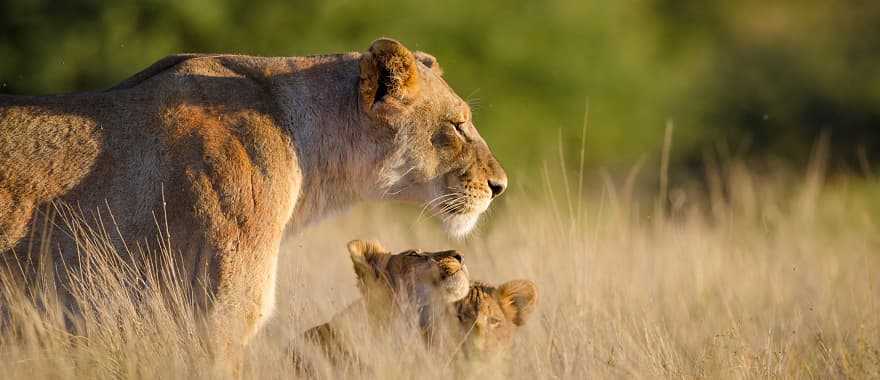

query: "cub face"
left=451, top=280, right=538, bottom=359
left=359, top=38, right=508, bottom=238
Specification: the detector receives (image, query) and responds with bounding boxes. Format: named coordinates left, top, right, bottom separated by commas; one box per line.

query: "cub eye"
left=488, top=317, right=502, bottom=327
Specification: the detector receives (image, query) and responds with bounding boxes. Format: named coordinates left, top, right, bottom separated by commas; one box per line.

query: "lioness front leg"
left=205, top=247, right=280, bottom=361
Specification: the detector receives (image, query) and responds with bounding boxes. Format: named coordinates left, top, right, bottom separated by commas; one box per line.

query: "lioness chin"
left=0, top=38, right=507, bottom=347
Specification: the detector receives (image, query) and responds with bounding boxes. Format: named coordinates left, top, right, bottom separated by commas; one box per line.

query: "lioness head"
left=346, top=239, right=470, bottom=323
left=359, top=38, right=508, bottom=237
left=451, top=280, right=538, bottom=360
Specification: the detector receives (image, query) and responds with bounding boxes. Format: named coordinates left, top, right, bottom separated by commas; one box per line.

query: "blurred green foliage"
left=2, top=0, right=878, bottom=176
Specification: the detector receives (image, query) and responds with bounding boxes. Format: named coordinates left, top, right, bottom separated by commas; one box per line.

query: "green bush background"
left=2, top=0, right=878, bottom=177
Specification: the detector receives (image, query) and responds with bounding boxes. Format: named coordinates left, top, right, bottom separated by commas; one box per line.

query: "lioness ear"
left=497, top=280, right=538, bottom=326
left=414, top=51, right=443, bottom=76
left=359, top=38, right=421, bottom=120
left=347, top=239, right=389, bottom=281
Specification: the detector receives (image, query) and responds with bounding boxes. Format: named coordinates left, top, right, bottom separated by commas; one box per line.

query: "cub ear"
left=359, top=38, right=421, bottom=120
left=414, top=51, right=443, bottom=76
left=497, top=280, right=538, bottom=326
left=347, top=239, right=389, bottom=281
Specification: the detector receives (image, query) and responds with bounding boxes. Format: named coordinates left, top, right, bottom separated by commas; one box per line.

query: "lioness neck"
left=268, top=54, right=392, bottom=230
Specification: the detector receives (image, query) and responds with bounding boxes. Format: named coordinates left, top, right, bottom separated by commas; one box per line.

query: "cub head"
left=359, top=38, right=508, bottom=238
left=452, top=280, right=538, bottom=359
left=346, top=239, right=470, bottom=323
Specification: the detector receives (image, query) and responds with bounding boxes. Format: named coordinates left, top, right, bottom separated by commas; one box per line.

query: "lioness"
left=0, top=38, right=507, bottom=345
left=298, top=240, right=538, bottom=374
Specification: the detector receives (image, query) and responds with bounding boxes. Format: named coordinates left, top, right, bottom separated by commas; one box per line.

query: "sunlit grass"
left=1, top=152, right=878, bottom=379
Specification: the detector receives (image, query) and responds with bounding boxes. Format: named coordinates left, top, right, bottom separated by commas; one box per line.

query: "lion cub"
left=445, top=279, right=538, bottom=360
left=294, top=240, right=538, bottom=374
left=294, top=240, right=470, bottom=372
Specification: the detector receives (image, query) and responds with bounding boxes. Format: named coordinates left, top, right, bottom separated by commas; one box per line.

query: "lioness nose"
left=488, top=178, right=507, bottom=198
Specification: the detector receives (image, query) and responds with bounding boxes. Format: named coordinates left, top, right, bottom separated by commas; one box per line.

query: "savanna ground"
left=1, top=147, right=878, bottom=379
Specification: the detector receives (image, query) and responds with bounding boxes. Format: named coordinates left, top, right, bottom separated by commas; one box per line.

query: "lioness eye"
left=489, top=317, right=502, bottom=327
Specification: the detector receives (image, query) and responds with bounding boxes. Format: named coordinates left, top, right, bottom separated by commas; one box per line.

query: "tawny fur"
left=296, top=242, right=537, bottom=372
left=295, top=240, right=469, bottom=373
left=0, top=38, right=507, bottom=347
left=451, top=280, right=538, bottom=359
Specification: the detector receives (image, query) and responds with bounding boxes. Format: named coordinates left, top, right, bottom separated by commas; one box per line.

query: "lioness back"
left=1, top=54, right=302, bottom=256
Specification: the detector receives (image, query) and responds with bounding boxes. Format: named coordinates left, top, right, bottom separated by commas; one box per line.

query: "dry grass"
left=1, top=156, right=879, bottom=379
